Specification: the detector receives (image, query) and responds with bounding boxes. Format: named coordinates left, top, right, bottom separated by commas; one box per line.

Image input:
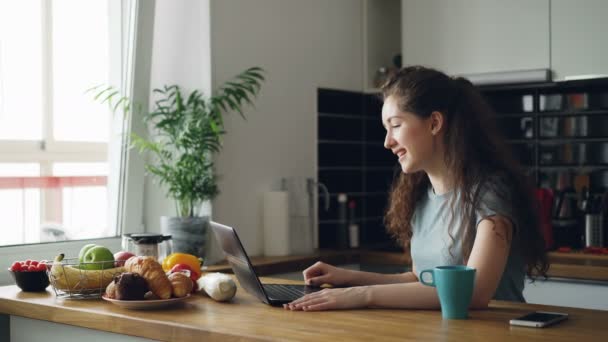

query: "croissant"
left=168, top=272, right=193, bottom=298
left=125, top=256, right=172, bottom=299
left=105, top=281, right=117, bottom=299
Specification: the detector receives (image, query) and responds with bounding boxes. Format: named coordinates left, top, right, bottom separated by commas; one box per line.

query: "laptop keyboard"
left=263, top=284, right=309, bottom=300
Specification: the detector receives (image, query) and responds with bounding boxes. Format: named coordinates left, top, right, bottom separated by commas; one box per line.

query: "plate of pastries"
left=102, top=256, right=193, bottom=310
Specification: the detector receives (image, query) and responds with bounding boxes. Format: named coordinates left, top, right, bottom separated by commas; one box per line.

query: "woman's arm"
left=366, top=215, right=512, bottom=309
left=347, top=265, right=418, bottom=286
left=302, top=262, right=418, bottom=287
left=465, top=215, right=513, bottom=308
left=287, top=216, right=512, bottom=311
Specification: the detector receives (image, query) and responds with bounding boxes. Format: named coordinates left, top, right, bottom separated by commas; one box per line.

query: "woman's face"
left=381, top=96, right=435, bottom=174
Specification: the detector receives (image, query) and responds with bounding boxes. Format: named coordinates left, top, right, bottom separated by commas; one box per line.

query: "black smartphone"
left=509, top=311, right=569, bottom=328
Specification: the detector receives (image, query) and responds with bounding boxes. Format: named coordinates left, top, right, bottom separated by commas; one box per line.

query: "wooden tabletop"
left=1, top=277, right=607, bottom=341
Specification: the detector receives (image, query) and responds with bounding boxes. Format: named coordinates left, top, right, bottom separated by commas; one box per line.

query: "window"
left=0, top=0, right=121, bottom=247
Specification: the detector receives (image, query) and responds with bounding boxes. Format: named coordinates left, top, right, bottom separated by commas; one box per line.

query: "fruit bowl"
left=47, top=257, right=125, bottom=299
left=8, top=269, right=50, bottom=292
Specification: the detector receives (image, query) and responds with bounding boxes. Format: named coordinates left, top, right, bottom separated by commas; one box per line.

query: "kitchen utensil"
left=585, top=194, right=605, bottom=247
left=554, top=187, right=576, bottom=219
left=122, top=234, right=173, bottom=262
left=573, top=174, right=589, bottom=196
left=553, top=188, right=583, bottom=249
left=585, top=213, right=603, bottom=247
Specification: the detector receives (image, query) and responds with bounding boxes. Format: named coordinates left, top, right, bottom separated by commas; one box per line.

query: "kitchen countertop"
left=1, top=278, right=607, bottom=341
left=205, top=249, right=608, bottom=282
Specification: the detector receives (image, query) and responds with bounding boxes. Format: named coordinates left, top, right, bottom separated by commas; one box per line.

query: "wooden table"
left=1, top=277, right=607, bottom=341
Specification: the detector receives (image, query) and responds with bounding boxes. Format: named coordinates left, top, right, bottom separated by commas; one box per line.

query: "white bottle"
left=347, top=199, right=358, bottom=248
left=349, top=224, right=359, bottom=248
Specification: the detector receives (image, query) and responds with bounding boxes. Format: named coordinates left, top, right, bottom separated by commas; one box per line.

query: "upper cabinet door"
left=551, top=0, right=608, bottom=81
left=401, top=0, right=550, bottom=76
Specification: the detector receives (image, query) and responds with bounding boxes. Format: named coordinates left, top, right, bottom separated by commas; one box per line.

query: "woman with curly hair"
left=285, top=66, right=548, bottom=311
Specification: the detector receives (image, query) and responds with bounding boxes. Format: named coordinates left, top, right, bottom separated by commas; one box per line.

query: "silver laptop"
left=210, top=221, right=322, bottom=306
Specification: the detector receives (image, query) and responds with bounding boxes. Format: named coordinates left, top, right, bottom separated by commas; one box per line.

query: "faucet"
left=307, top=178, right=330, bottom=250
left=307, top=178, right=330, bottom=211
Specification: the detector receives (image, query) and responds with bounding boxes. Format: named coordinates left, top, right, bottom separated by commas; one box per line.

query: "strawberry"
left=10, top=262, right=22, bottom=272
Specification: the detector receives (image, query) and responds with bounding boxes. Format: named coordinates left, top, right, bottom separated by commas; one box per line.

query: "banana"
left=49, top=253, right=125, bottom=291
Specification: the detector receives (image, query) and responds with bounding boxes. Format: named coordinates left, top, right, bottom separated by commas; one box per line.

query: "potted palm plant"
left=94, top=67, right=265, bottom=258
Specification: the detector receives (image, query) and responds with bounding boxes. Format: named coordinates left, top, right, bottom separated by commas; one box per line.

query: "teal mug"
left=420, top=266, right=476, bottom=319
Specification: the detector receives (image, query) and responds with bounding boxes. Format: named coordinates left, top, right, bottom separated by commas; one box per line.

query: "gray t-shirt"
left=410, top=182, right=525, bottom=302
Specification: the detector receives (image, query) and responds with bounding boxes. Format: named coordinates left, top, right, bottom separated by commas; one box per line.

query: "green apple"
left=81, top=246, right=115, bottom=270
left=78, top=244, right=98, bottom=264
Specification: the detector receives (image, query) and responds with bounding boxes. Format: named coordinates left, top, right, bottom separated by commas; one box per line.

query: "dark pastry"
left=113, top=272, right=149, bottom=300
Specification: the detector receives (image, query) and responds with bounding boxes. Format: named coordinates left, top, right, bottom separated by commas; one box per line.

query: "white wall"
left=550, top=0, right=608, bottom=80
left=401, top=0, right=550, bottom=75
left=209, top=0, right=364, bottom=260
left=364, top=0, right=401, bottom=90
left=144, top=0, right=212, bottom=232
left=524, top=279, right=608, bottom=311
left=143, top=0, right=364, bottom=263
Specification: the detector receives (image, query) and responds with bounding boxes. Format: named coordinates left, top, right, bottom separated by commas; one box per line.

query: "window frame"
left=0, top=0, right=154, bottom=286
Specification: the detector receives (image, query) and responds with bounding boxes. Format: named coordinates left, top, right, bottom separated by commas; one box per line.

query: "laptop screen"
left=210, top=221, right=270, bottom=304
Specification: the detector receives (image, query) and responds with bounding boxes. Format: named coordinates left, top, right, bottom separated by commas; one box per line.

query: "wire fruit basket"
left=45, top=257, right=125, bottom=299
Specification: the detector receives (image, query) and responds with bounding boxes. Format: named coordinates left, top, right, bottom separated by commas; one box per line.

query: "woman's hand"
left=302, top=262, right=353, bottom=286
left=284, top=287, right=370, bottom=311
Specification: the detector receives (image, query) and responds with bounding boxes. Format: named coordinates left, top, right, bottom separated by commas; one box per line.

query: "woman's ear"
left=429, top=111, right=445, bottom=136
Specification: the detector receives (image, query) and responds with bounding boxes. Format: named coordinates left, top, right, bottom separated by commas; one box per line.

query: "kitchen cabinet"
left=550, top=0, right=608, bottom=81
left=401, top=0, right=550, bottom=75
left=478, top=77, right=608, bottom=197
left=523, top=278, right=608, bottom=311
left=8, top=316, right=154, bottom=342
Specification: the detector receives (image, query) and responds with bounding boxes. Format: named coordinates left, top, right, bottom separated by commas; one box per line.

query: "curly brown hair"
left=382, top=66, right=548, bottom=278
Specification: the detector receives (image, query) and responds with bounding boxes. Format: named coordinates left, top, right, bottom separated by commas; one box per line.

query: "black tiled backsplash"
left=365, top=169, right=396, bottom=194
left=317, top=88, right=393, bottom=249
left=318, top=222, right=339, bottom=249
left=318, top=169, right=363, bottom=194
left=363, top=193, right=389, bottom=219
left=318, top=143, right=364, bottom=167
left=364, top=93, right=383, bottom=118
left=318, top=116, right=363, bottom=141
left=318, top=88, right=364, bottom=116
left=362, top=217, right=394, bottom=246
left=365, top=143, right=395, bottom=168
left=365, top=119, right=386, bottom=141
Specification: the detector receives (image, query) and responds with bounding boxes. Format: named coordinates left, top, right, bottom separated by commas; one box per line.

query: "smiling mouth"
left=394, top=149, right=407, bottom=160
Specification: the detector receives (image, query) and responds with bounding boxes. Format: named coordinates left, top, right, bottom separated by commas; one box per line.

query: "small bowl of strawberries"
left=8, top=260, right=50, bottom=292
